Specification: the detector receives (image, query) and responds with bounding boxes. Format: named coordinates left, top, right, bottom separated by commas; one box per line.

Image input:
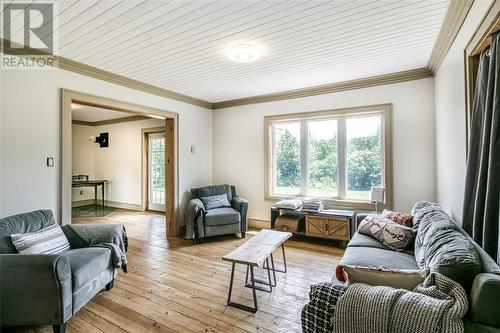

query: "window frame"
left=264, top=103, right=393, bottom=211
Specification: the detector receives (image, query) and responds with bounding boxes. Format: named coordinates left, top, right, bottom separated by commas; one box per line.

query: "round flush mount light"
left=227, top=43, right=262, bottom=63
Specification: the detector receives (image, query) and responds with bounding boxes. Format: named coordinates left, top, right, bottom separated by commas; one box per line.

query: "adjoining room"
left=71, top=103, right=167, bottom=219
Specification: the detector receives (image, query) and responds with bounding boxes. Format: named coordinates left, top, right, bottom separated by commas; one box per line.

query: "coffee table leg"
left=227, top=263, right=258, bottom=313
left=270, top=254, right=277, bottom=286
left=265, top=258, right=272, bottom=293
left=227, top=262, right=235, bottom=304
left=250, top=266, right=258, bottom=311
left=269, top=243, right=288, bottom=273
left=282, top=243, right=287, bottom=273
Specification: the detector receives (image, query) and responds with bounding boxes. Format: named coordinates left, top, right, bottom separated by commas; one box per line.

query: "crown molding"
left=466, top=0, right=499, bottom=56
left=212, top=68, right=433, bottom=109
left=1, top=39, right=213, bottom=109
left=426, top=0, right=474, bottom=73
left=2, top=39, right=434, bottom=111
left=72, top=115, right=150, bottom=126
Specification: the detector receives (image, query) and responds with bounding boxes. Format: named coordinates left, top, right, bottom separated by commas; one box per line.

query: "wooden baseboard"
left=248, top=218, right=270, bottom=230
left=72, top=199, right=142, bottom=211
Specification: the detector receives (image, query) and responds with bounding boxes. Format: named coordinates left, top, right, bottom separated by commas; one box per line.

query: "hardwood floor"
left=5, top=209, right=344, bottom=333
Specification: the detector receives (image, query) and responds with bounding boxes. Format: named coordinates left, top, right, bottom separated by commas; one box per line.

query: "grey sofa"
left=318, top=202, right=500, bottom=333
left=0, top=210, right=116, bottom=333
left=185, top=184, right=248, bottom=241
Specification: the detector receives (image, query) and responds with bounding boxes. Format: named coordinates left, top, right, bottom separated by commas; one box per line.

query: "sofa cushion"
left=358, top=214, right=415, bottom=251
left=343, top=265, right=429, bottom=290
left=382, top=209, right=413, bottom=227
left=204, top=207, right=241, bottom=227
left=412, top=201, right=449, bottom=231
left=11, top=224, right=70, bottom=254
left=423, top=228, right=482, bottom=292
left=340, top=246, right=419, bottom=271
left=62, top=248, right=112, bottom=291
left=414, top=203, right=459, bottom=268
left=200, top=193, right=231, bottom=210
left=191, top=184, right=232, bottom=202
left=347, top=232, right=389, bottom=250
left=0, top=210, right=56, bottom=254
left=348, top=232, right=415, bottom=255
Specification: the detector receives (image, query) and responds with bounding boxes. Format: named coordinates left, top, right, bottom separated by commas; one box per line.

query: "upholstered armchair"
left=0, top=210, right=117, bottom=333
left=185, top=184, right=248, bottom=242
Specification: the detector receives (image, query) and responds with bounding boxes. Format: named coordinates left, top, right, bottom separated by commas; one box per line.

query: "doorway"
left=61, top=89, right=179, bottom=237
left=146, top=131, right=166, bottom=212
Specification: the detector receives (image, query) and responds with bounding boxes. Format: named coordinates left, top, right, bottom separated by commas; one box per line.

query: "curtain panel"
left=463, top=32, right=500, bottom=264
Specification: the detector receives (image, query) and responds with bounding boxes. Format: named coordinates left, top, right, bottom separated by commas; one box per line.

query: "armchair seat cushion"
left=204, top=207, right=241, bottom=227
left=62, top=248, right=112, bottom=291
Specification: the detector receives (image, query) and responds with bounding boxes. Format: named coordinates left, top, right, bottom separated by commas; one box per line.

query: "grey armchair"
left=0, top=210, right=116, bottom=333
left=185, top=184, right=248, bottom=242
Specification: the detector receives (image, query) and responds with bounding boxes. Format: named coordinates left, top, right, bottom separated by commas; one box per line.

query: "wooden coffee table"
left=222, top=229, right=292, bottom=312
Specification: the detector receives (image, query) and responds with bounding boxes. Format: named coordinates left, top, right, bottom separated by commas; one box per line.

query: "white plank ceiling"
left=10, top=0, right=450, bottom=102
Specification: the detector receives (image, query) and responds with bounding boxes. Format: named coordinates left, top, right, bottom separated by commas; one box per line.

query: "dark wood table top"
left=72, top=180, right=107, bottom=187
left=271, top=206, right=355, bottom=218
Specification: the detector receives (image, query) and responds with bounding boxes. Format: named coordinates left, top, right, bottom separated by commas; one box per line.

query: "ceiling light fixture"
left=227, top=43, right=262, bottom=63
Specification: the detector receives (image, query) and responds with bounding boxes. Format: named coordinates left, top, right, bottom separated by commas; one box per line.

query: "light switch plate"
left=190, top=145, right=195, bottom=154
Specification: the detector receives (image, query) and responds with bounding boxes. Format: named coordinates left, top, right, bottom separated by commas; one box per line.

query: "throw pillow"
left=342, top=265, right=429, bottom=290
left=200, top=193, right=231, bottom=210
left=273, top=199, right=302, bottom=210
left=11, top=223, right=70, bottom=254
left=382, top=209, right=413, bottom=227
left=358, top=214, right=415, bottom=251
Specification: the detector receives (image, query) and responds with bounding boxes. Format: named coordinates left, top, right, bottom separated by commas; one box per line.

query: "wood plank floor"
left=4, top=210, right=344, bottom=333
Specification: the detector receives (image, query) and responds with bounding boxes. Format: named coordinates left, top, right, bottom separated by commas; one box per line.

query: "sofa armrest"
left=184, top=198, right=206, bottom=239
left=0, top=254, right=73, bottom=326
left=232, top=196, right=248, bottom=232
left=470, top=273, right=500, bottom=328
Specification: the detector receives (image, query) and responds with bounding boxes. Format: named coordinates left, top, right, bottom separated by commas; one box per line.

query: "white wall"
left=0, top=68, right=213, bottom=224
left=72, top=124, right=96, bottom=202
left=72, top=118, right=165, bottom=207
left=434, top=0, right=492, bottom=223
left=213, top=78, right=436, bottom=221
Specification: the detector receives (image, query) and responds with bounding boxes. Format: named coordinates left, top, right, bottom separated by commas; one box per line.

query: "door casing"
left=61, top=89, right=179, bottom=237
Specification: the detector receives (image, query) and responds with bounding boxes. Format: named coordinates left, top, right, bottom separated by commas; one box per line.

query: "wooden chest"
left=305, top=215, right=350, bottom=241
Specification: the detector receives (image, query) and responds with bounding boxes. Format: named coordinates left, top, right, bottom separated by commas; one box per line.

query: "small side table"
left=72, top=180, right=108, bottom=215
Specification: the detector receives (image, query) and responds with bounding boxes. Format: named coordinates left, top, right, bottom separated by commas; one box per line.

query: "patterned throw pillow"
left=382, top=209, right=413, bottom=226
left=358, top=214, right=415, bottom=251
left=11, top=224, right=70, bottom=254
left=342, top=265, right=429, bottom=290
left=200, top=193, right=231, bottom=210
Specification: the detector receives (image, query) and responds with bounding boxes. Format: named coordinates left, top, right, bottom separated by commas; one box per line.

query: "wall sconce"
left=89, top=133, right=109, bottom=148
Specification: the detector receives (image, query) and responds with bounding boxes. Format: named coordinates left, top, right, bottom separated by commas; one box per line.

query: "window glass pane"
left=346, top=116, right=382, bottom=200
left=307, top=120, right=338, bottom=197
left=274, top=122, right=301, bottom=195
left=150, top=137, right=165, bottom=204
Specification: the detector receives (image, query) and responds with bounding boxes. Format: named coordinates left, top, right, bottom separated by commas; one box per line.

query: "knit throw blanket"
left=332, top=273, right=468, bottom=333
left=66, top=224, right=128, bottom=273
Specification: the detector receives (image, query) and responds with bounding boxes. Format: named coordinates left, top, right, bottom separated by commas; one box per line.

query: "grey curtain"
left=463, top=32, right=500, bottom=264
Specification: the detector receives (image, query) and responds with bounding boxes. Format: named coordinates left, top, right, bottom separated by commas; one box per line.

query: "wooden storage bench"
left=270, top=207, right=355, bottom=244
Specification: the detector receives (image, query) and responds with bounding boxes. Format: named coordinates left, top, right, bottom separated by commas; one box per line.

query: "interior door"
left=148, top=132, right=166, bottom=212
